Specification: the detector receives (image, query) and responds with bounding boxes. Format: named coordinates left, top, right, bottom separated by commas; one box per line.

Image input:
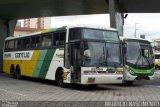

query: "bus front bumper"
left=124, top=70, right=155, bottom=81
left=81, top=74, right=123, bottom=84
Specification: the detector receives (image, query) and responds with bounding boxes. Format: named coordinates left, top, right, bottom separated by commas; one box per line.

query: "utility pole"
left=134, top=23, right=138, bottom=38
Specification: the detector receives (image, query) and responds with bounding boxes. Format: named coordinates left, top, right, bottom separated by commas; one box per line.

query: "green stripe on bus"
left=38, top=49, right=56, bottom=78
left=32, top=50, right=48, bottom=77
left=128, top=66, right=155, bottom=76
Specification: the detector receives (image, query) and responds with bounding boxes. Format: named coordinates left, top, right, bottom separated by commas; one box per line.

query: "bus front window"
left=106, top=43, right=121, bottom=67
left=83, top=42, right=106, bottom=67
left=126, top=41, right=154, bottom=67
left=83, top=41, right=121, bottom=67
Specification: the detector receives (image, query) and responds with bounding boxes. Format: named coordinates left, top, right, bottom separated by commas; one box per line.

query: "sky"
left=51, top=13, right=160, bottom=41
left=51, top=14, right=110, bottom=28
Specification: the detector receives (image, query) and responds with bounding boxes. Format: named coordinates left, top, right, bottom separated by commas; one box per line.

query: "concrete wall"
left=0, top=19, right=8, bottom=71
left=109, top=0, right=123, bottom=36
left=0, top=19, right=16, bottom=71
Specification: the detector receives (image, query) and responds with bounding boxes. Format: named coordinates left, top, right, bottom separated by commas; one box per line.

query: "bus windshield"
left=83, top=41, right=121, bottom=67
left=126, top=41, right=154, bottom=67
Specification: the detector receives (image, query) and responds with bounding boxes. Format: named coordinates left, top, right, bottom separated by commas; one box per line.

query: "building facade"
left=14, top=17, right=51, bottom=36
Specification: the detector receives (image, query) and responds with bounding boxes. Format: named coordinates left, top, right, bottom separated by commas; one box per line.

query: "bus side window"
left=53, top=32, right=66, bottom=46
left=14, top=40, right=17, bottom=49
left=8, top=40, right=14, bottom=50
left=31, top=37, right=36, bottom=48
left=53, top=33, right=59, bottom=46
left=41, top=34, right=52, bottom=47
left=22, top=38, right=30, bottom=49
left=59, top=32, right=65, bottom=46
left=5, top=41, right=9, bottom=51
left=17, top=39, right=21, bottom=49
left=35, top=36, right=41, bottom=47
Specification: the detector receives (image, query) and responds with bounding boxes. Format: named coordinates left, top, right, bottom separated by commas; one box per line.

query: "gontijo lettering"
left=15, top=52, right=30, bottom=58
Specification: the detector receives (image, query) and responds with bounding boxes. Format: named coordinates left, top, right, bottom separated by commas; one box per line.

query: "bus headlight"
left=125, top=67, right=136, bottom=75
left=149, top=68, right=155, bottom=76
left=128, top=69, right=136, bottom=75
left=117, top=67, right=123, bottom=73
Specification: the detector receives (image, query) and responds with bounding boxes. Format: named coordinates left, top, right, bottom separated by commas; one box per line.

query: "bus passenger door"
left=70, top=42, right=81, bottom=82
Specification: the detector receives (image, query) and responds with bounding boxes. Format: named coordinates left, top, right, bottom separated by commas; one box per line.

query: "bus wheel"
left=124, top=81, right=134, bottom=85
left=15, top=66, right=22, bottom=79
left=155, top=66, right=159, bottom=70
left=10, top=66, right=16, bottom=79
left=56, top=70, right=67, bottom=88
left=88, top=84, right=98, bottom=88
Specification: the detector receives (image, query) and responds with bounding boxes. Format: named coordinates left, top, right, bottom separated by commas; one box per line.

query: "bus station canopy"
left=0, top=0, right=160, bottom=20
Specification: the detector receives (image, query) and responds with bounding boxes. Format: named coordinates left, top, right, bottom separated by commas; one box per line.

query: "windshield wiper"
left=143, top=55, right=151, bottom=67
left=135, top=48, right=142, bottom=67
left=106, top=47, right=117, bottom=68
left=101, top=46, right=107, bottom=66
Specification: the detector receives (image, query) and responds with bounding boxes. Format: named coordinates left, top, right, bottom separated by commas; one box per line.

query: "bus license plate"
left=87, top=77, right=95, bottom=83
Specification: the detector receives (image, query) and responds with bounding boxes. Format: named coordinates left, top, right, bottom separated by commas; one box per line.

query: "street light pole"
left=134, top=23, right=138, bottom=38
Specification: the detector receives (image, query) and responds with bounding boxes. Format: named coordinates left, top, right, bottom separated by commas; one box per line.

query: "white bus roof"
left=154, top=52, right=160, bottom=55
left=152, top=38, right=160, bottom=42
left=5, top=31, right=42, bottom=40
left=66, top=24, right=118, bottom=31
left=5, top=24, right=118, bottom=41
left=120, top=37, right=150, bottom=42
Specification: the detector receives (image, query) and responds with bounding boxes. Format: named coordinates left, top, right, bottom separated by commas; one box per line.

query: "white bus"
left=3, top=25, right=123, bottom=87
left=121, top=37, right=155, bottom=84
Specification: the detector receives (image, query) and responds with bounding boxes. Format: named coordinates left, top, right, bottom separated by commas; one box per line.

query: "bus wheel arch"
left=55, top=67, right=67, bottom=87
left=123, top=80, right=134, bottom=85
left=10, top=64, right=16, bottom=78
left=10, top=64, right=15, bottom=73
left=155, top=65, right=160, bottom=70
left=15, top=65, right=22, bottom=79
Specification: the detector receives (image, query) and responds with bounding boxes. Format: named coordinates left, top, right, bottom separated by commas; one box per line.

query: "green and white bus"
left=3, top=25, right=123, bottom=87
left=121, top=38, right=155, bottom=84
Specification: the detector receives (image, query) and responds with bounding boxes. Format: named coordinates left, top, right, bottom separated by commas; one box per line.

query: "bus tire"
left=56, top=69, right=67, bottom=88
left=155, top=65, right=159, bottom=70
left=88, top=84, right=98, bottom=88
left=15, top=66, right=22, bottom=79
left=124, top=81, right=134, bottom=85
left=10, top=65, right=16, bottom=79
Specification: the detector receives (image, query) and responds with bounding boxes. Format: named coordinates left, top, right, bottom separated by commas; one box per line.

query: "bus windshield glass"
left=126, top=41, right=154, bottom=67
left=83, top=41, right=121, bottom=67
left=82, top=29, right=119, bottom=42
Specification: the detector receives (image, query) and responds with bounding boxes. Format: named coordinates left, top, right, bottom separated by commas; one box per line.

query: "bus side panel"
left=3, top=60, right=11, bottom=73
left=3, top=50, right=40, bottom=77
left=21, top=50, right=41, bottom=77
left=32, top=49, right=56, bottom=79
left=3, top=49, right=59, bottom=79
left=3, top=60, right=21, bottom=74
left=37, top=49, right=55, bottom=78
left=45, top=49, right=64, bottom=81
left=32, top=50, right=48, bottom=77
